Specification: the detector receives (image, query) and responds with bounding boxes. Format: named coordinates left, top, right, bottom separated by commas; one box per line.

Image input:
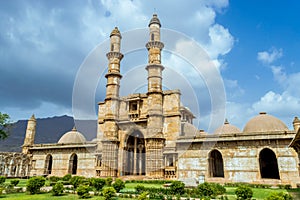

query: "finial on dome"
left=110, top=27, right=121, bottom=38
left=29, top=114, right=36, bottom=121
left=259, top=112, right=267, bottom=115
left=72, top=126, right=77, bottom=131
left=224, top=118, right=229, bottom=124
left=148, top=13, right=161, bottom=27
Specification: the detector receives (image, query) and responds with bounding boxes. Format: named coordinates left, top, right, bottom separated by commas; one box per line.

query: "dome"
left=58, top=127, right=86, bottom=144
left=243, top=112, right=288, bottom=133
left=214, top=119, right=241, bottom=134
left=148, top=14, right=161, bottom=27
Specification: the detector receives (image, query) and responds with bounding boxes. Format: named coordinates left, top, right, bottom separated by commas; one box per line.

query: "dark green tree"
left=112, top=178, right=125, bottom=192
left=0, top=112, right=10, bottom=140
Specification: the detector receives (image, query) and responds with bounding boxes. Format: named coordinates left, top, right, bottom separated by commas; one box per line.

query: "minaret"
left=22, top=114, right=36, bottom=154
left=145, top=14, right=165, bottom=177
left=101, top=27, right=123, bottom=177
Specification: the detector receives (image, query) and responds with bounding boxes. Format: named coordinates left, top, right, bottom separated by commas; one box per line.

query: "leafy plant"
left=62, top=174, right=72, bottom=181
left=112, top=178, right=125, bottom=192
left=51, top=181, right=64, bottom=196
left=170, top=181, right=185, bottom=195
left=0, top=176, right=5, bottom=184
left=235, top=185, right=253, bottom=200
left=70, top=176, right=85, bottom=189
left=102, top=187, right=116, bottom=200
left=135, top=184, right=146, bottom=193
left=26, top=176, right=46, bottom=194
left=77, top=184, right=91, bottom=199
left=138, top=191, right=149, bottom=200
left=106, top=177, right=113, bottom=186
left=10, top=179, right=19, bottom=186
left=265, top=192, right=293, bottom=200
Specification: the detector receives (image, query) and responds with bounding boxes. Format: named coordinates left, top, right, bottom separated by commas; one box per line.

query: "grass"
left=224, top=187, right=289, bottom=200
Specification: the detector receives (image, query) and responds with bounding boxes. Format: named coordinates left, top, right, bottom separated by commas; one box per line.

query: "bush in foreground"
left=26, top=176, right=46, bottom=194
left=102, top=187, right=116, bottom=200
left=52, top=181, right=64, bottom=196
left=112, top=178, right=125, bottom=192
left=0, top=176, right=5, bottom=184
left=70, top=176, right=85, bottom=189
left=235, top=185, right=253, bottom=200
left=170, top=181, right=185, bottom=195
left=90, top=177, right=106, bottom=192
left=10, top=179, right=19, bottom=186
left=197, top=182, right=226, bottom=198
left=77, top=184, right=91, bottom=199
left=265, top=192, right=293, bottom=200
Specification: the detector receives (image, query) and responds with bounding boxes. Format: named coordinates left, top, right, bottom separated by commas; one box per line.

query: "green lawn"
left=224, top=187, right=289, bottom=200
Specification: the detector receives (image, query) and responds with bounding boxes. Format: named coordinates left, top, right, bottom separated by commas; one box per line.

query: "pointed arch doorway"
left=124, top=130, right=146, bottom=175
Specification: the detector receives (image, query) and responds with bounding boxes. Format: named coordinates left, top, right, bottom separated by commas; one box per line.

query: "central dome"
left=58, top=127, right=86, bottom=144
left=243, top=112, right=289, bottom=133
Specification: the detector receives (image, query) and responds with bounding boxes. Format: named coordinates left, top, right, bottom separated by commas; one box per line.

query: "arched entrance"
left=69, top=153, right=78, bottom=175
left=124, top=131, right=145, bottom=175
left=44, top=154, right=53, bottom=175
left=259, top=148, right=280, bottom=179
left=208, top=149, right=224, bottom=177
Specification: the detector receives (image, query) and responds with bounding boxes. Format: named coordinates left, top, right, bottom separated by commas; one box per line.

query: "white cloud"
left=257, top=48, right=283, bottom=64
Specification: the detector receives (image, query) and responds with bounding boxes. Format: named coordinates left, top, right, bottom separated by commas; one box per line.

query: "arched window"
left=44, top=154, right=53, bottom=175
left=69, top=153, right=78, bottom=175
left=259, top=148, right=280, bottom=179
left=208, top=150, right=224, bottom=177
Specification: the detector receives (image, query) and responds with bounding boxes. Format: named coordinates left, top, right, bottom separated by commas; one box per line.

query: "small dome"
left=243, top=112, right=288, bottom=133
left=214, top=119, right=241, bottom=134
left=110, top=27, right=121, bottom=37
left=148, top=14, right=161, bottom=27
left=58, top=127, right=86, bottom=144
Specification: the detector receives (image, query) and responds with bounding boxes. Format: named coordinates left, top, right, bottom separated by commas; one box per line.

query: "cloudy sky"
left=1, top=0, right=300, bottom=132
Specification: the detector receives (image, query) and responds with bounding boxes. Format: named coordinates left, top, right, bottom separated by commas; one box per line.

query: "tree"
left=0, top=112, right=10, bottom=140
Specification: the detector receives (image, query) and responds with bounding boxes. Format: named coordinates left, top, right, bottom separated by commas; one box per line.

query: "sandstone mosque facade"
left=1, top=14, right=300, bottom=187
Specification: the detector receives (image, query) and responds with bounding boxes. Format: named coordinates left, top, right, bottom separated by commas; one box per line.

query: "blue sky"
left=1, top=0, right=300, bottom=132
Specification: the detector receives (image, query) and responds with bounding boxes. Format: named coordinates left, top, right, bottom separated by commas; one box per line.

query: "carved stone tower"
left=22, top=114, right=36, bottom=154
left=101, top=27, right=123, bottom=177
left=145, top=14, right=165, bottom=177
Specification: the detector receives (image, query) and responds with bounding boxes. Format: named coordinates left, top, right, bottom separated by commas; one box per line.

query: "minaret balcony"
left=146, top=41, right=164, bottom=50
left=106, top=52, right=123, bottom=60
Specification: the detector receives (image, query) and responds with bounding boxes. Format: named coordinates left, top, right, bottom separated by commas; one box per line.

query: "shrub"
left=265, top=192, right=293, bottom=200
left=49, top=176, right=61, bottom=183
left=51, top=181, right=64, bottom=196
left=0, top=176, right=5, bottom=184
left=106, top=177, right=113, bottom=186
left=62, top=174, right=72, bottom=181
left=90, top=178, right=106, bottom=191
left=10, top=179, right=19, bottom=186
left=138, top=191, right=149, bottom=200
left=70, top=176, right=85, bottom=189
left=170, top=181, right=185, bottom=195
left=102, top=187, right=116, bottom=200
left=26, top=176, right=46, bottom=194
left=198, top=182, right=215, bottom=197
left=77, top=184, right=91, bottom=199
left=112, top=178, right=125, bottom=192
left=211, top=182, right=226, bottom=195
left=135, top=184, right=146, bottom=193
left=235, top=185, right=253, bottom=200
